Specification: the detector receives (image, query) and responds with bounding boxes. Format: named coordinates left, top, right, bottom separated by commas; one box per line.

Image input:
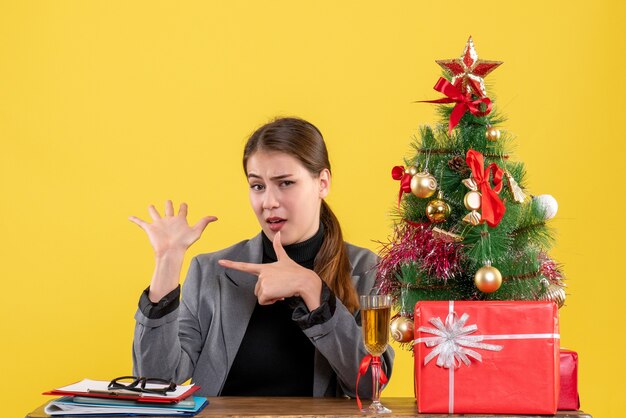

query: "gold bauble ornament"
left=410, top=171, right=437, bottom=198
left=474, top=265, right=502, bottom=293
left=406, top=166, right=418, bottom=176
left=390, top=316, right=414, bottom=343
left=426, top=192, right=451, bottom=223
left=485, top=126, right=501, bottom=141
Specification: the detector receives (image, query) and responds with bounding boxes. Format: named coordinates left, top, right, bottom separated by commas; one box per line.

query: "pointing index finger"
left=218, top=259, right=263, bottom=276
left=273, top=231, right=289, bottom=261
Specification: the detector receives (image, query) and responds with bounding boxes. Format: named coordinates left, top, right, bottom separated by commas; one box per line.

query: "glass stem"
left=371, top=356, right=382, bottom=404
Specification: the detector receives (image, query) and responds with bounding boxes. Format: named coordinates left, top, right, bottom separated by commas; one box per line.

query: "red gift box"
left=559, top=348, right=580, bottom=410
left=414, top=301, right=560, bottom=414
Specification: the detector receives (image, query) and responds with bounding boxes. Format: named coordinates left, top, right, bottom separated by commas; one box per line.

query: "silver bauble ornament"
left=533, top=194, right=558, bottom=220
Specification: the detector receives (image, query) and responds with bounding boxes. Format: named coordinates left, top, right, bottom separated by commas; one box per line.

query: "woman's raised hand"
left=129, top=200, right=217, bottom=257
left=129, top=200, right=217, bottom=302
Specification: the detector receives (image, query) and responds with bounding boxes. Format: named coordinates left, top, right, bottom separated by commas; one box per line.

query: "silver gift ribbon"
left=415, top=311, right=503, bottom=368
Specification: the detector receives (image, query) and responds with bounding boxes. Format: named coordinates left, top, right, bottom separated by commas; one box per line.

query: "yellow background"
left=1, top=1, right=624, bottom=416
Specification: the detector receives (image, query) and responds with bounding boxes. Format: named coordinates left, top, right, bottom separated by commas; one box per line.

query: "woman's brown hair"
left=242, top=117, right=359, bottom=313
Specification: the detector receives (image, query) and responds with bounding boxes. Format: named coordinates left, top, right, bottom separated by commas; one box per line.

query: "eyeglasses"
left=108, top=376, right=177, bottom=395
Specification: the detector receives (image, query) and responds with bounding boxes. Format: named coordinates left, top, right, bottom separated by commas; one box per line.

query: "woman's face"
left=246, top=151, right=330, bottom=245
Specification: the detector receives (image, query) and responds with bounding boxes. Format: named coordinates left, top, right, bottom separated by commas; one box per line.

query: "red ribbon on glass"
left=466, top=149, right=506, bottom=227
left=356, top=354, right=388, bottom=410
left=392, top=166, right=412, bottom=207
left=420, top=77, right=493, bottom=134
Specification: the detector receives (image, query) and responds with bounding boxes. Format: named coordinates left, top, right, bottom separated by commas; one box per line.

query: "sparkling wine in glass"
left=360, top=294, right=392, bottom=414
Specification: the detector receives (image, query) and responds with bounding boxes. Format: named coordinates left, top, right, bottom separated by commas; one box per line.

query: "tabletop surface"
left=26, top=397, right=592, bottom=418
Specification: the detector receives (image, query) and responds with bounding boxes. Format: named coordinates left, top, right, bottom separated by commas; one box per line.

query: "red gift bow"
left=466, top=149, right=506, bottom=227
left=420, top=77, right=493, bottom=134
left=391, top=165, right=412, bottom=207
left=355, top=354, right=388, bottom=411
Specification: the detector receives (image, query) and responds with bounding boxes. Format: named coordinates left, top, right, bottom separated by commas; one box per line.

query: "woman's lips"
left=266, top=217, right=286, bottom=232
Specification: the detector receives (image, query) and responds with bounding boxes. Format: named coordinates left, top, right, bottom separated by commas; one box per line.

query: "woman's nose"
left=262, top=187, right=280, bottom=209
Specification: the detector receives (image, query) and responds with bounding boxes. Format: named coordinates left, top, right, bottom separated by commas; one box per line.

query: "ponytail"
left=314, top=201, right=359, bottom=313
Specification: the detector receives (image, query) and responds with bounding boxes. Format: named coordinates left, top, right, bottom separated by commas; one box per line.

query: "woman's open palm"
left=129, top=200, right=217, bottom=256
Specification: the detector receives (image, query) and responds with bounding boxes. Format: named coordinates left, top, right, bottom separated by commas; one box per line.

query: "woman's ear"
left=318, top=169, right=331, bottom=199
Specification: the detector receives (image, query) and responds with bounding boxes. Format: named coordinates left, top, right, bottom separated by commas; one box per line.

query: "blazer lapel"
left=220, top=233, right=263, bottom=371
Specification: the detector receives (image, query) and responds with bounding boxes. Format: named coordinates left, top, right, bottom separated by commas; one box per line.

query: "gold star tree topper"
left=436, top=36, right=503, bottom=98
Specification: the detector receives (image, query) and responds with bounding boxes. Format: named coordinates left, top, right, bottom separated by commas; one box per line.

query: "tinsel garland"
left=539, top=253, right=564, bottom=282
left=375, top=222, right=465, bottom=296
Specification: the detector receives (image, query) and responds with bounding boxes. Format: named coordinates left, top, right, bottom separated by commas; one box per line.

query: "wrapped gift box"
left=414, top=301, right=560, bottom=414
left=559, top=348, right=580, bottom=410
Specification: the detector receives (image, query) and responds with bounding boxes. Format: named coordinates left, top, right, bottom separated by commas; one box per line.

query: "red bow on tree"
left=466, top=149, right=506, bottom=227
left=356, top=354, right=388, bottom=411
left=420, top=77, right=493, bottom=134
left=391, top=165, right=412, bottom=207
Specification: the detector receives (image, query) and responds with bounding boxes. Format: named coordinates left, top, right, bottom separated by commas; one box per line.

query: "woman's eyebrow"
left=247, top=173, right=294, bottom=181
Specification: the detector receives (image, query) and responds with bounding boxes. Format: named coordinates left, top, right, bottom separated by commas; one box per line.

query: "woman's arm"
left=129, top=201, right=216, bottom=382
left=132, top=257, right=206, bottom=383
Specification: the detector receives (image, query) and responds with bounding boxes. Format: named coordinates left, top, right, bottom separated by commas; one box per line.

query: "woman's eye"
left=250, top=184, right=264, bottom=191
left=280, top=180, right=294, bottom=187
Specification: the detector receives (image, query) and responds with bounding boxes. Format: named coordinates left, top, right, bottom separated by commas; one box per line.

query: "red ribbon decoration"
left=356, top=355, right=388, bottom=411
left=391, top=166, right=412, bottom=208
left=391, top=165, right=412, bottom=207
left=466, top=149, right=506, bottom=227
left=420, top=77, right=493, bottom=134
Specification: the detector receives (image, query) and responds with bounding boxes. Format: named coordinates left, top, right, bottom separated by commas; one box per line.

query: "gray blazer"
left=133, top=233, right=394, bottom=397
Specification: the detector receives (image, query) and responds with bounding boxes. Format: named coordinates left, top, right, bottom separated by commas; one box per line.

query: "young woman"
left=130, top=117, right=394, bottom=397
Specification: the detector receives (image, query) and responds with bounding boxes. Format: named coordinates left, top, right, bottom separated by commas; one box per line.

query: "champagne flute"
left=360, top=294, right=392, bottom=414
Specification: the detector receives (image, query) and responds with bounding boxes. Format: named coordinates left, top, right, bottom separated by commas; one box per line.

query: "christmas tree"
left=378, top=37, right=566, bottom=345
